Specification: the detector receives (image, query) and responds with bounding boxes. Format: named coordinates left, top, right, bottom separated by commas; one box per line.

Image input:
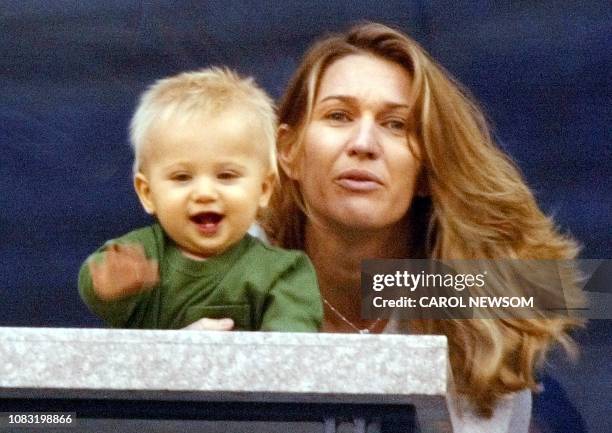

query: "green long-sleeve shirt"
left=79, top=224, right=322, bottom=331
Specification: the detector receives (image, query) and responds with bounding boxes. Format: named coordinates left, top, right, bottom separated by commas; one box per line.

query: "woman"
left=261, top=22, right=583, bottom=431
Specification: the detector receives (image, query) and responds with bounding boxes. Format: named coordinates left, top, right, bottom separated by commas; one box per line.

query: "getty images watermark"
left=361, top=259, right=611, bottom=320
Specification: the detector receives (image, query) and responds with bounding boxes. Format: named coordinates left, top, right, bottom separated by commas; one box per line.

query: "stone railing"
left=0, top=327, right=450, bottom=432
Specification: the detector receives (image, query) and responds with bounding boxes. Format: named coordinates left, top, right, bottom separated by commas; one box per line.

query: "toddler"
left=78, top=68, right=322, bottom=331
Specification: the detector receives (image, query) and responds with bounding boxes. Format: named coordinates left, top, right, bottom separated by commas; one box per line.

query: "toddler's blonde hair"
left=129, top=67, right=277, bottom=176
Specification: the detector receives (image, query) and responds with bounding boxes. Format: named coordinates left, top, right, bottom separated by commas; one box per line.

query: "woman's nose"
left=346, top=117, right=381, bottom=159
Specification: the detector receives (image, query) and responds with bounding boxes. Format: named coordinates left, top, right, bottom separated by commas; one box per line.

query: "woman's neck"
left=305, top=219, right=411, bottom=332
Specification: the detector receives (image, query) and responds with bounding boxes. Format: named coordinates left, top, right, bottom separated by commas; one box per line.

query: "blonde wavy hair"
left=263, top=22, right=584, bottom=416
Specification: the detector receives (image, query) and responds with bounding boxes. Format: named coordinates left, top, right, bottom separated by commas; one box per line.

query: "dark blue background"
left=1, top=2, right=610, bottom=432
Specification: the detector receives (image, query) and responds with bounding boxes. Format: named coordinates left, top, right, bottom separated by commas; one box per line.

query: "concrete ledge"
left=0, top=327, right=450, bottom=430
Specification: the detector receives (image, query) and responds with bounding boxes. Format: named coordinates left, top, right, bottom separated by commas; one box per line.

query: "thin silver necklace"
left=323, top=298, right=382, bottom=334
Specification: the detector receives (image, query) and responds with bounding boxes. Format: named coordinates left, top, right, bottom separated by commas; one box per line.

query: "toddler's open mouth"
left=190, top=212, right=224, bottom=235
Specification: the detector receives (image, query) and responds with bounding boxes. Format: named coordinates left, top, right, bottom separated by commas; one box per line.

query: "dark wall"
left=2, top=0, right=609, bottom=328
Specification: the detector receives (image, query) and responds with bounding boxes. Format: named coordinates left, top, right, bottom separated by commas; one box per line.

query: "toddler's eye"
left=217, top=171, right=240, bottom=180
left=170, top=173, right=192, bottom=182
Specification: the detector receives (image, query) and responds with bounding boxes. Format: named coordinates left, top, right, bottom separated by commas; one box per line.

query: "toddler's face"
left=134, top=109, right=273, bottom=259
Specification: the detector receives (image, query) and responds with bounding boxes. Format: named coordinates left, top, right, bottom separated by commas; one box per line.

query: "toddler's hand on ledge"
left=89, top=243, right=159, bottom=301
left=183, top=318, right=234, bottom=331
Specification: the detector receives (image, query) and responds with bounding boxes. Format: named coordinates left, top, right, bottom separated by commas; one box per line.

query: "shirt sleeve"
left=259, top=252, right=323, bottom=332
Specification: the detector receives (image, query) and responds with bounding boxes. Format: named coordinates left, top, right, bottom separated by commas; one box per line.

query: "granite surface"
left=0, top=327, right=447, bottom=404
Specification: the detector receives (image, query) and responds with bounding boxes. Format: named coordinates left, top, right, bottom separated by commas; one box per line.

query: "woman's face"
left=289, top=53, right=421, bottom=232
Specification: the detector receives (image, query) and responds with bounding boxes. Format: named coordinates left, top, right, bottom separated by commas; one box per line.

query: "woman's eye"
left=325, top=111, right=351, bottom=123
left=384, top=119, right=407, bottom=131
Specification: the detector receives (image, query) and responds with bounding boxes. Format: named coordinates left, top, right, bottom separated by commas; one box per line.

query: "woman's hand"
left=183, top=318, right=234, bottom=331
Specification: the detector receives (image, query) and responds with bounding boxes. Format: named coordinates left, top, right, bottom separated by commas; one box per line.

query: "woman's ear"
left=277, top=123, right=300, bottom=181
left=133, top=173, right=156, bottom=215
left=415, top=168, right=429, bottom=197
left=407, top=133, right=428, bottom=197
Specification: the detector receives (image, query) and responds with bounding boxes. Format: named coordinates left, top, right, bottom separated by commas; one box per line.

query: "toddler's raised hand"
left=88, top=243, right=159, bottom=301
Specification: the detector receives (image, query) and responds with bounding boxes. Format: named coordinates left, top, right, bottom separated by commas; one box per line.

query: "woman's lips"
left=190, top=212, right=224, bottom=235
left=334, top=169, right=383, bottom=192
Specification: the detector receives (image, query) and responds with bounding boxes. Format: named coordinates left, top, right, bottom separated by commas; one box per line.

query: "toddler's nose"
left=191, top=178, right=218, bottom=202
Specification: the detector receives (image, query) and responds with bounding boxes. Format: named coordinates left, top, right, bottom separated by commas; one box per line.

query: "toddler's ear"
left=134, top=173, right=156, bottom=215
left=277, top=124, right=301, bottom=181
left=258, top=172, right=276, bottom=208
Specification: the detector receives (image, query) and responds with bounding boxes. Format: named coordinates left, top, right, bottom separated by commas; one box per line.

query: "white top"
left=448, top=389, right=531, bottom=433
left=385, top=318, right=532, bottom=433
